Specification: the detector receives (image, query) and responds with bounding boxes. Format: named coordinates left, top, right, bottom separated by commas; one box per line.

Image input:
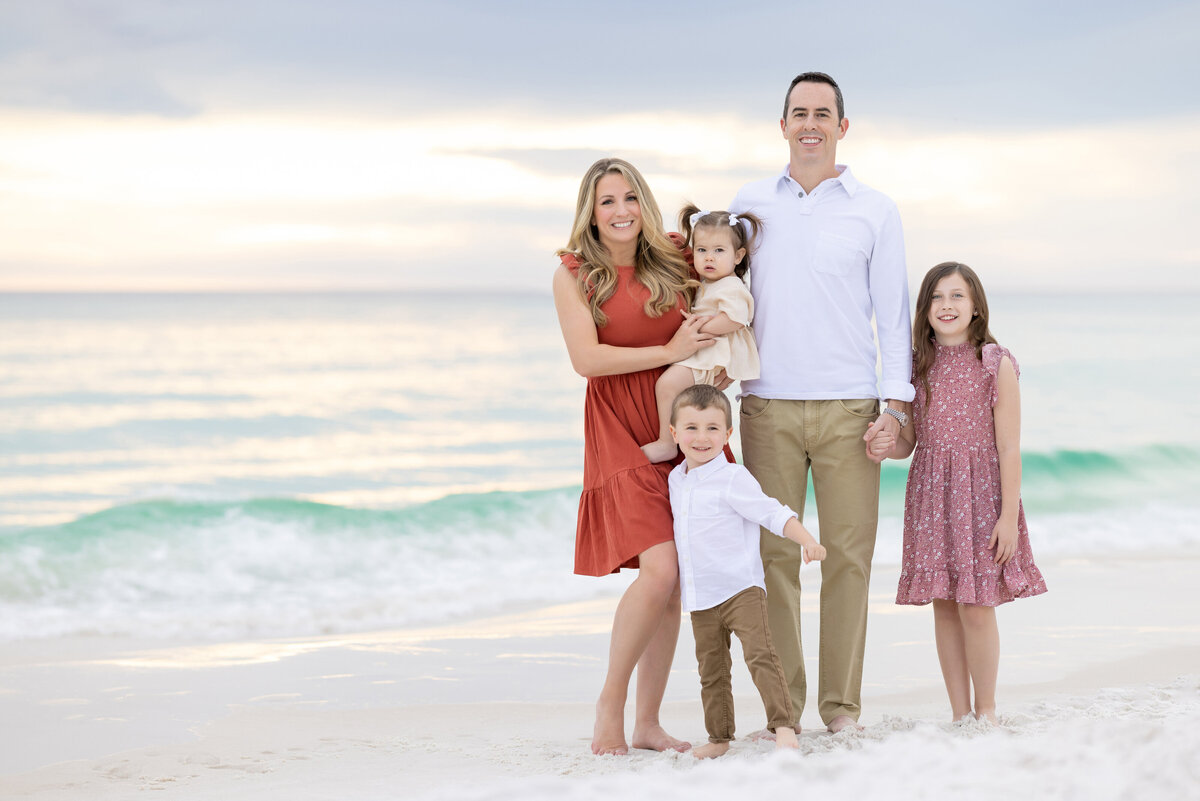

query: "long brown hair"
left=912, top=262, right=997, bottom=400
left=555, top=158, right=691, bottom=326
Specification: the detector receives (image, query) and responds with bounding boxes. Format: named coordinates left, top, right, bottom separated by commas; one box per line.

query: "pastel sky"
left=1, top=1, right=1197, bottom=292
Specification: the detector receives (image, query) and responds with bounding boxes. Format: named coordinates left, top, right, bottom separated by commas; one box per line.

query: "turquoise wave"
left=879, top=443, right=1198, bottom=515
left=6, top=444, right=1197, bottom=554
left=0, top=445, right=1197, bottom=641
left=1, top=488, right=581, bottom=552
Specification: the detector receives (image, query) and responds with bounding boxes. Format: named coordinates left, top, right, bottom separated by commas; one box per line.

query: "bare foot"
left=827, top=715, right=863, bottom=733
left=692, top=741, right=730, bottom=759
left=640, top=439, right=678, bottom=464
left=591, top=697, right=628, bottom=755
left=774, top=727, right=799, bottom=750
left=631, top=723, right=691, bottom=753
left=974, top=708, right=998, bottom=725
left=747, top=724, right=800, bottom=742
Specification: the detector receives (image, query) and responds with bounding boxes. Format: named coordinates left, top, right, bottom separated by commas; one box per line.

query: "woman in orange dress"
left=553, top=158, right=720, bottom=755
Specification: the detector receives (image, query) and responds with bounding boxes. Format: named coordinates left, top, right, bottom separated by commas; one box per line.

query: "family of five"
left=551, top=71, right=1047, bottom=758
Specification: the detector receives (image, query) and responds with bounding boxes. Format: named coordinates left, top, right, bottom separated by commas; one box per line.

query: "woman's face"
left=591, top=172, right=642, bottom=257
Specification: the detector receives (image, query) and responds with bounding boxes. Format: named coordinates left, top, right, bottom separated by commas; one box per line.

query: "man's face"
left=779, top=81, right=848, bottom=170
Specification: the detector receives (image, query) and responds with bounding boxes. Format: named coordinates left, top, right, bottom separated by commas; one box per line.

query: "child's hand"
left=863, top=416, right=897, bottom=463
left=802, top=542, right=826, bottom=563
left=867, top=431, right=894, bottom=458
left=989, top=520, right=1018, bottom=565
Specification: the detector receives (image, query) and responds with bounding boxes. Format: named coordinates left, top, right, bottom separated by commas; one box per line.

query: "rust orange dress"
left=563, top=252, right=732, bottom=576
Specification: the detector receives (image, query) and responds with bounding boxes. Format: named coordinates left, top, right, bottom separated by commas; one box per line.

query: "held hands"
left=989, top=519, right=1018, bottom=565
left=863, top=412, right=901, bottom=463
left=667, top=312, right=716, bottom=361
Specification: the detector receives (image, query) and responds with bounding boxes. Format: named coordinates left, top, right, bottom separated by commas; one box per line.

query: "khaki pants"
left=739, top=396, right=880, bottom=725
left=690, top=587, right=794, bottom=742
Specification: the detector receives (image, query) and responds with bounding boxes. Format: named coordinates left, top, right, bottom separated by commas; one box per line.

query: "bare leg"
left=631, top=581, right=690, bottom=752
left=693, top=741, right=730, bottom=759
left=958, top=604, right=1000, bottom=723
left=591, top=541, right=684, bottom=755
left=641, top=364, right=694, bottom=464
left=933, top=600, right=972, bottom=721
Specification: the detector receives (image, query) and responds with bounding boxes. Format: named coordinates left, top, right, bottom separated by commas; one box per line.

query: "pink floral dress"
left=896, top=341, right=1047, bottom=607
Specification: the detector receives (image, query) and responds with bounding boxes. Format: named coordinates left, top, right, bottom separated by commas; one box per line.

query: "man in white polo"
left=730, top=72, right=914, bottom=733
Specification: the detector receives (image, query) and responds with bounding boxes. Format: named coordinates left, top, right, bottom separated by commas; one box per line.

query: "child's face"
left=669, top=404, right=731, bottom=470
left=927, top=274, right=976, bottom=346
left=693, top=227, right=746, bottom=282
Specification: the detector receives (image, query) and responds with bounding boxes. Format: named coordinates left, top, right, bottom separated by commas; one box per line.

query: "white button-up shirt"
left=669, top=457, right=799, bottom=613
left=731, top=165, right=915, bottom=403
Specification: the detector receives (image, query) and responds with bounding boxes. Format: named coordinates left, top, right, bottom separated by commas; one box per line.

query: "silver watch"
left=882, top=407, right=908, bottom=427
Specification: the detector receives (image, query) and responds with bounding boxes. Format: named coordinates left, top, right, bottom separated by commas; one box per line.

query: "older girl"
left=872, top=262, right=1047, bottom=723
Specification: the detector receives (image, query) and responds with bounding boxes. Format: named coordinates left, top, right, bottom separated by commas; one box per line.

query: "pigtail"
left=731, top=212, right=763, bottom=280
left=678, top=202, right=702, bottom=247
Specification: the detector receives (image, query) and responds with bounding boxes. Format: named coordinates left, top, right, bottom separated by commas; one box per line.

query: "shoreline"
left=2, top=554, right=1198, bottom=799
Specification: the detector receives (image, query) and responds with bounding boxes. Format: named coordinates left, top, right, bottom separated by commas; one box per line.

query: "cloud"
left=1, top=2, right=1197, bottom=292
left=2, top=2, right=1197, bottom=124
left=2, top=103, right=1196, bottom=292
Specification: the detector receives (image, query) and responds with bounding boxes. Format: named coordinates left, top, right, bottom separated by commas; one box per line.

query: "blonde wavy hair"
left=556, top=158, right=692, bottom=326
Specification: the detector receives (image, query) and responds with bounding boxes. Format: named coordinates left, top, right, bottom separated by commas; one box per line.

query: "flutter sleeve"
left=707, top=276, right=754, bottom=326
left=559, top=252, right=581, bottom=273
left=982, top=343, right=1019, bottom=408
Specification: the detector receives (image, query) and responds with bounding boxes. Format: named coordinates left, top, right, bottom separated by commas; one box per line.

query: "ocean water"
left=1, top=290, right=1198, bottom=642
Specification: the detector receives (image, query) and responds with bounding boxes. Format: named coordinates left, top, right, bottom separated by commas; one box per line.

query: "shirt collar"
left=682, top=455, right=730, bottom=480
left=778, top=164, right=857, bottom=197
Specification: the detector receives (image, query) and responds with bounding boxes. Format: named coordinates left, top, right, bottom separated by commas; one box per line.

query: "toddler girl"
left=873, top=261, right=1047, bottom=723
left=641, top=206, right=762, bottom=463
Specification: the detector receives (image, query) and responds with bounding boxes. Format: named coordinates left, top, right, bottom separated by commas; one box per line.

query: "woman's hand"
left=665, top=312, right=716, bottom=361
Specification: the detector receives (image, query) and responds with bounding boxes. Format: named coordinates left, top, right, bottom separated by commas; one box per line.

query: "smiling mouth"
left=937, top=315, right=957, bottom=322
left=612, top=221, right=633, bottom=229
left=800, top=137, right=821, bottom=144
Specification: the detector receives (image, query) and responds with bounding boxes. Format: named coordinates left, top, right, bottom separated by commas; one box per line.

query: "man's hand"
left=863, top=412, right=900, bottom=463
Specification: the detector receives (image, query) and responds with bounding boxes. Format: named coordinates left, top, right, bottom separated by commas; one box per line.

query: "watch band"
left=883, top=407, right=908, bottom=427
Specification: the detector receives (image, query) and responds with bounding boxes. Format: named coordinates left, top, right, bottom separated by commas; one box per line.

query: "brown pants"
left=739, top=396, right=880, bottom=725
left=690, top=587, right=794, bottom=743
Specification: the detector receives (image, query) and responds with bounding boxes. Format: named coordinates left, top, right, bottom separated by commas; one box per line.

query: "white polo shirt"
left=669, top=457, right=799, bottom=613
left=731, top=165, right=915, bottom=403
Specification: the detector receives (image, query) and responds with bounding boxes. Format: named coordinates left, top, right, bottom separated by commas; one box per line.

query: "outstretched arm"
left=782, top=517, right=826, bottom=563
left=553, top=265, right=715, bottom=377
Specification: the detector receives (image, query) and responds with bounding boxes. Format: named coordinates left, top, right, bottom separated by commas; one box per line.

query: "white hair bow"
left=688, top=210, right=742, bottom=228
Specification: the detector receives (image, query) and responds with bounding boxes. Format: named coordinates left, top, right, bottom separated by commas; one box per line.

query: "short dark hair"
left=670, top=384, right=732, bottom=429
left=782, top=72, right=844, bottom=121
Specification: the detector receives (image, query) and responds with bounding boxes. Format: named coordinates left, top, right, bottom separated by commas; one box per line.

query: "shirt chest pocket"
left=690, top=493, right=724, bottom=518
left=814, top=231, right=868, bottom=278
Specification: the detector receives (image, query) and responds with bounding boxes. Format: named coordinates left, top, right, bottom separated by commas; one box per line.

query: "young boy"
left=668, top=384, right=826, bottom=758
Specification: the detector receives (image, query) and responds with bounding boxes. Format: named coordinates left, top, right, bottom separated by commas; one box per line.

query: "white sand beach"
left=2, top=554, right=1198, bottom=801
